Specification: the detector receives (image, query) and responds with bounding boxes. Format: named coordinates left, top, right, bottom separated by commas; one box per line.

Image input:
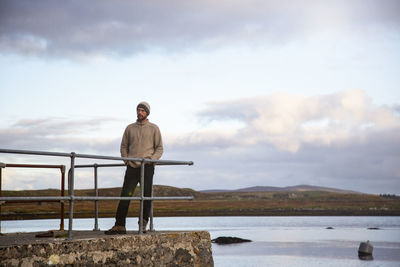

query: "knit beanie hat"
left=137, top=101, right=150, bottom=115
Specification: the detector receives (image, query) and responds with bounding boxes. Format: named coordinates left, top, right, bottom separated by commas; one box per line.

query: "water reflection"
left=2, top=216, right=400, bottom=266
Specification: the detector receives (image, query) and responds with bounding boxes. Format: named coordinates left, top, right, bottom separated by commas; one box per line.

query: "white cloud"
left=0, top=117, right=121, bottom=153
left=1, top=91, right=399, bottom=193
left=155, top=90, right=400, bottom=194
left=194, top=90, right=400, bottom=152
left=1, top=0, right=399, bottom=58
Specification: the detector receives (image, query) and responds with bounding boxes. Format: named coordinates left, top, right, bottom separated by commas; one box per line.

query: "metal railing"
left=0, top=148, right=194, bottom=239
left=0, top=163, right=66, bottom=232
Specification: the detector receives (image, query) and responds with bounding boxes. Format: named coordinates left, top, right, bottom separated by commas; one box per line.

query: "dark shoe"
left=104, top=225, right=126, bottom=235
left=138, top=219, right=148, bottom=233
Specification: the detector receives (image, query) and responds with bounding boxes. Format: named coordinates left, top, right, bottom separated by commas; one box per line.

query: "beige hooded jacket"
left=120, top=120, right=163, bottom=168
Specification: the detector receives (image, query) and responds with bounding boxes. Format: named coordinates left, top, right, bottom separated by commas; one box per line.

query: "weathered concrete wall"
left=0, top=231, right=214, bottom=266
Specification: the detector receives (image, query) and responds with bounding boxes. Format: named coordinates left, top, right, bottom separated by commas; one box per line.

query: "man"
left=105, top=101, right=163, bottom=234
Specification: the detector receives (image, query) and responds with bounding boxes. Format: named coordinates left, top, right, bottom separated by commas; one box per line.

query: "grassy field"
left=1, top=185, right=400, bottom=220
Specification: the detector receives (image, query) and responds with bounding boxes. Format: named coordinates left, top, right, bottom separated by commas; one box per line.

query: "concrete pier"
left=0, top=230, right=214, bottom=266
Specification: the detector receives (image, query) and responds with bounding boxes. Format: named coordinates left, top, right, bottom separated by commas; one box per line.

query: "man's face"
left=137, top=107, right=148, bottom=121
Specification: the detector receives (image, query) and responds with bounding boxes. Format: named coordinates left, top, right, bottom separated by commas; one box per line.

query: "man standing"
left=105, top=101, right=163, bottom=234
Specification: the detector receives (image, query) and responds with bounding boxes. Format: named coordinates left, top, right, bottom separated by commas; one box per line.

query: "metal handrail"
left=0, top=163, right=66, bottom=231
left=73, top=162, right=193, bottom=231
left=0, top=148, right=194, bottom=239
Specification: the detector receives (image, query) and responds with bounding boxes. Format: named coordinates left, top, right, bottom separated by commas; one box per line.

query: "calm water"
left=2, top=216, right=400, bottom=267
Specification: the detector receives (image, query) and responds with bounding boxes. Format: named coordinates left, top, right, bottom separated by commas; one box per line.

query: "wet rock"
left=211, top=236, right=251, bottom=245
left=358, top=240, right=374, bottom=261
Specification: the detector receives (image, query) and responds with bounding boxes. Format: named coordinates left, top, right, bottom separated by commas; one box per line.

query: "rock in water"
left=358, top=240, right=374, bottom=260
left=211, top=236, right=252, bottom=245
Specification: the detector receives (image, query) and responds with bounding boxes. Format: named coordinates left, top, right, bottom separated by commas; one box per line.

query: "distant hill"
left=200, top=184, right=360, bottom=194
left=2, top=184, right=359, bottom=198
left=2, top=184, right=203, bottom=197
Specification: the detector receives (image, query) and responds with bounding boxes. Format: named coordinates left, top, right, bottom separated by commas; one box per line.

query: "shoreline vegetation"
left=1, top=185, right=400, bottom=220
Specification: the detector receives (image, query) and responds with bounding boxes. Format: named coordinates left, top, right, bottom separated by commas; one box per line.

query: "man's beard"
left=137, top=114, right=148, bottom=121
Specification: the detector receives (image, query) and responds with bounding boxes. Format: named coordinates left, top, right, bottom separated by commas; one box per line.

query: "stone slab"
left=0, top=230, right=214, bottom=266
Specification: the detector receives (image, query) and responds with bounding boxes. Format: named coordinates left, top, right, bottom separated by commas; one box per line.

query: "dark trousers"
left=115, top=165, right=154, bottom=226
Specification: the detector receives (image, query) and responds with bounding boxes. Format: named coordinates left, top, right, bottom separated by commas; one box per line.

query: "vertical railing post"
left=150, top=185, right=154, bottom=232
left=139, top=160, right=145, bottom=234
left=60, top=165, right=65, bottom=231
left=68, top=152, right=76, bottom=239
left=93, top=164, right=99, bottom=231
left=0, top=162, right=5, bottom=234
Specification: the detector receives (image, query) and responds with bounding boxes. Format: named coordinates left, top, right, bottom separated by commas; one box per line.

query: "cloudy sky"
left=1, top=0, right=399, bottom=194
